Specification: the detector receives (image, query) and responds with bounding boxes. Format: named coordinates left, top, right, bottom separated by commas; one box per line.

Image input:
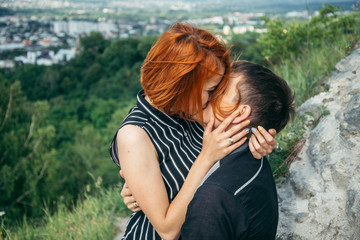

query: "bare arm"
left=122, top=127, right=278, bottom=212
left=118, top=111, right=249, bottom=240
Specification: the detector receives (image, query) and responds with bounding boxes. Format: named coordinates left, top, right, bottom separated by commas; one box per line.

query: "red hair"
left=141, top=22, right=231, bottom=124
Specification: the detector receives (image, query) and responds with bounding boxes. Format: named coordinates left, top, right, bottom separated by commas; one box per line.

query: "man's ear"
left=232, top=105, right=251, bottom=124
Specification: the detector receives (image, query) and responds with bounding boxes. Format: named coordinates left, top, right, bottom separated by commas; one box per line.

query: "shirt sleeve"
left=181, top=184, right=248, bottom=240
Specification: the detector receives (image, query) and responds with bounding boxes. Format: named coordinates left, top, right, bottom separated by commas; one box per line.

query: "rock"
left=335, top=48, right=360, bottom=72
left=276, top=44, right=360, bottom=240
left=295, top=212, right=310, bottom=223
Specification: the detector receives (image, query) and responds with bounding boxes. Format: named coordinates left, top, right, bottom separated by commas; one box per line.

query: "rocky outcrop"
left=277, top=45, right=360, bottom=240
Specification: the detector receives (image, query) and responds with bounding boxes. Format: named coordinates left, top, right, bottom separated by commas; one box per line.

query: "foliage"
left=0, top=4, right=359, bottom=237
left=268, top=115, right=307, bottom=182
left=273, top=32, right=356, bottom=103
left=258, top=5, right=357, bottom=64
left=1, top=185, right=131, bottom=240
left=269, top=106, right=330, bottom=183
left=0, top=79, right=58, bottom=222
left=228, top=32, right=265, bottom=64
left=229, top=6, right=360, bottom=180
left=0, top=31, right=153, bottom=227
left=264, top=9, right=360, bottom=178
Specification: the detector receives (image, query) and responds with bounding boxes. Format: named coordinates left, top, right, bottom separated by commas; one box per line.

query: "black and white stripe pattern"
left=110, top=90, right=204, bottom=240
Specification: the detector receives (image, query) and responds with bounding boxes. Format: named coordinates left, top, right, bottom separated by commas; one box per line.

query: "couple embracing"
left=110, top=22, right=295, bottom=240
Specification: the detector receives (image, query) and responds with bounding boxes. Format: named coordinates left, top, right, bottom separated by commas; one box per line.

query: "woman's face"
left=202, top=74, right=241, bottom=127
left=190, top=65, right=225, bottom=119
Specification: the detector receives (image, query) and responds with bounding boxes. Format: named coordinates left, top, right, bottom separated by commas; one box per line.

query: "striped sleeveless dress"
left=110, top=90, right=204, bottom=239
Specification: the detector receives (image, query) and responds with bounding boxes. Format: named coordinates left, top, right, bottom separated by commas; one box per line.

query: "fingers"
left=268, top=129, right=278, bottom=148
left=251, top=127, right=267, bottom=150
left=123, top=195, right=136, bottom=205
left=249, top=126, right=279, bottom=159
left=228, top=135, right=248, bottom=153
left=120, top=182, right=132, bottom=198
left=121, top=183, right=141, bottom=212
left=252, top=127, right=276, bottom=152
left=216, top=110, right=240, bottom=133
left=250, top=133, right=264, bottom=153
left=225, top=120, right=251, bottom=138
left=249, top=137, right=262, bottom=159
left=204, top=115, right=214, bottom=135
left=258, top=127, right=277, bottom=148
left=131, top=204, right=141, bottom=212
left=229, top=127, right=250, bottom=143
left=224, top=128, right=251, bottom=154
left=269, top=128, right=277, bottom=137
left=124, top=196, right=141, bottom=212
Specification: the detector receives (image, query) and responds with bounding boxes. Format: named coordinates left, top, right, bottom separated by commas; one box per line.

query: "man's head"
left=203, top=61, right=295, bottom=133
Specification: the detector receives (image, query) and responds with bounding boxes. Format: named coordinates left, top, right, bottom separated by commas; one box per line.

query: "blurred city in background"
left=0, top=0, right=356, bottom=68
left=0, top=1, right=359, bottom=238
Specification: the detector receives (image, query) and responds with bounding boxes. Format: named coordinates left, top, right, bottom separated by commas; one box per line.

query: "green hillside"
left=1, top=5, right=359, bottom=239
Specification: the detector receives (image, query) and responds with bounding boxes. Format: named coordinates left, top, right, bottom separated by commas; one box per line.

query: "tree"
left=78, top=32, right=109, bottom=68
left=102, top=38, right=140, bottom=74
left=258, top=4, right=356, bottom=64
left=8, top=65, right=46, bottom=101
left=0, top=80, right=57, bottom=224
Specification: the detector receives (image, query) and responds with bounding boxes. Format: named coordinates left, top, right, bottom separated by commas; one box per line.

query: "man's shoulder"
left=183, top=182, right=247, bottom=240
left=203, top=150, right=274, bottom=195
left=186, top=150, right=278, bottom=240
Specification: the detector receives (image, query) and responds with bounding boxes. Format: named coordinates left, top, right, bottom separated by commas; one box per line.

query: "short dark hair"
left=231, top=61, right=295, bottom=132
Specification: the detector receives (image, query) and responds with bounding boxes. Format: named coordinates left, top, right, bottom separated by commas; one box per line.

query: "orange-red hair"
left=141, top=21, right=231, bottom=124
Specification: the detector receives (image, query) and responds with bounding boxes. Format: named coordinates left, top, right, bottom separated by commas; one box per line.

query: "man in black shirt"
left=181, top=61, right=295, bottom=240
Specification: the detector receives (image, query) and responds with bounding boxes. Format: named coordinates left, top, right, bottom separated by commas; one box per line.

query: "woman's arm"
left=118, top=111, right=249, bottom=240
left=121, top=126, right=278, bottom=214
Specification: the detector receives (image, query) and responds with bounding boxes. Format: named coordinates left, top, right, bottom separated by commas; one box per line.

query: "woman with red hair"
left=110, top=22, right=276, bottom=240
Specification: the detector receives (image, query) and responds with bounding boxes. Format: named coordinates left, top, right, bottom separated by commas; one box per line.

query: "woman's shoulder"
left=118, top=124, right=147, bottom=140
left=116, top=124, right=155, bottom=155
left=118, top=106, right=151, bottom=144
left=110, top=116, right=153, bottom=167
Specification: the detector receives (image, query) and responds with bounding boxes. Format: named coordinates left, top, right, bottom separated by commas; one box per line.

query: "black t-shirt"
left=181, top=143, right=278, bottom=240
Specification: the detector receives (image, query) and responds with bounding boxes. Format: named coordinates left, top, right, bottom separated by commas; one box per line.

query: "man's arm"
left=181, top=184, right=248, bottom=240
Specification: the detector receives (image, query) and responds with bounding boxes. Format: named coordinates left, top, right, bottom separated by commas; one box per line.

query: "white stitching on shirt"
left=234, top=157, right=263, bottom=196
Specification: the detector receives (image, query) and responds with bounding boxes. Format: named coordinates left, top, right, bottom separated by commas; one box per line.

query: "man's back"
left=181, top=143, right=278, bottom=240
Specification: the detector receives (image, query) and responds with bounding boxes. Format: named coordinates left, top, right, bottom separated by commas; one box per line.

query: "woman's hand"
left=121, top=182, right=141, bottom=212
left=249, top=126, right=277, bottom=159
left=120, top=170, right=141, bottom=212
left=200, top=111, right=251, bottom=165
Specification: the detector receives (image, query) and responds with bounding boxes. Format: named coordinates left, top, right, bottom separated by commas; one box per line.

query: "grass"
left=267, top=12, right=360, bottom=181
left=2, top=10, right=360, bottom=240
left=267, top=35, right=353, bottom=179
left=1, top=185, right=131, bottom=240
left=268, top=107, right=330, bottom=183
left=274, top=35, right=356, bottom=104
